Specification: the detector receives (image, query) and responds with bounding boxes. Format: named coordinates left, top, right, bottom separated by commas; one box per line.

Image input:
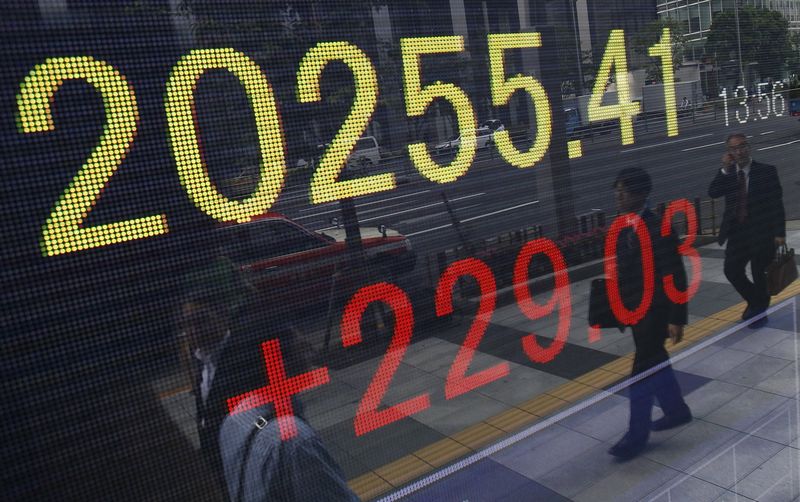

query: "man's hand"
left=775, top=236, right=786, bottom=247
left=668, top=324, right=684, bottom=345
left=721, top=153, right=735, bottom=173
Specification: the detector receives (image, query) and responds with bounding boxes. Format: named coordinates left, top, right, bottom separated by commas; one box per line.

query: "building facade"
left=657, top=0, right=800, bottom=43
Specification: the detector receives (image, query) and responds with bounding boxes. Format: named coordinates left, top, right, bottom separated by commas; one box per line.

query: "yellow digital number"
left=17, top=56, right=168, bottom=257
left=588, top=30, right=640, bottom=145
left=297, top=42, right=395, bottom=204
left=487, top=33, right=552, bottom=168
left=648, top=28, right=678, bottom=137
left=165, top=48, right=286, bottom=223
left=401, top=36, right=477, bottom=183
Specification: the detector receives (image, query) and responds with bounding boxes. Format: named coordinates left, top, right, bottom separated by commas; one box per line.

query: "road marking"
left=760, top=130, right=775, bottom=135
left=295, top=200, right=411, bottom=221
left=621, top=133, right=713, bottom=153
left=299, top=189, right=431, bottom=212
left=682, top=141, right=724, bottom=152
left=318, top=193, right=486, bottom=230
left=355, top=189, right=432, bottom=208
left=462, top=200, right=539, bottom=222
left=758, top=139, right=800, bottom=151
left=405, top=223, right=453, bottom=237
left=397, top=204, right=483, bottom=227
left=405, top=200, right=539, bottom=237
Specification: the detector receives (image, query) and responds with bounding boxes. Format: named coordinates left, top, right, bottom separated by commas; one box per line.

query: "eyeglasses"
left=727, top=143, right=749, bottom=152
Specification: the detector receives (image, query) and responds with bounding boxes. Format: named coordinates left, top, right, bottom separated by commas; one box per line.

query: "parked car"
left=480, top=119, right=505, bottom=133
left=215, top=213, right=415, bottom=310
left=434, top=126, right=495, bottom=154
left=348, top=136, right=381, bottom=167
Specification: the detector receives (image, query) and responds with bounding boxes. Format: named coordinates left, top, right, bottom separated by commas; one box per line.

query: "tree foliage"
left=631, top=18, right=688, bottom=84
left=705, top=6, right=792, bottom=79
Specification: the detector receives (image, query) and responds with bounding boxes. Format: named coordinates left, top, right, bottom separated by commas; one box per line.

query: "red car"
left=216, top=213, right=416, bottom=308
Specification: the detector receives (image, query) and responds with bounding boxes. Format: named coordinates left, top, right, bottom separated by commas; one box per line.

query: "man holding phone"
left=708, top=132, right=786, bottom=327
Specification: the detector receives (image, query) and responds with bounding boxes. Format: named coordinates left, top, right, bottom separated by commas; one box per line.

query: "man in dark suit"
left=708, top=132, right=786, bottom=327
left=179, top=288, right=306, bottom=491
left=608, top=168, right=692, bottom=460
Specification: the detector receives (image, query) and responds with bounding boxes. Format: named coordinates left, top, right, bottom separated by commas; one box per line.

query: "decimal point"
left=568, top=140, right=583, bottom=159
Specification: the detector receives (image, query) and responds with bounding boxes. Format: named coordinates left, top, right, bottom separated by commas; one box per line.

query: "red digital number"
left=604, top=213, right=655, bottom=326
left=340, top=282, right=431, bottom=436
left=226, top=339, right=330, bottom=440
left=661, top=199, right=701, bottom=304
left=436, top=258, right=509, bottom=399
left=513, top=238, right=572, bottom=363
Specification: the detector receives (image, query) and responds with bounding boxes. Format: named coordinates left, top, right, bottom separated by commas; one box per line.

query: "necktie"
left=736, top=170, right=748, bottom=223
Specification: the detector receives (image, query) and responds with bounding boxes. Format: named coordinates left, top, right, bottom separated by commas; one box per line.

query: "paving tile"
left=691, top=285, right=743, bottom=316
left=713, top=489, right=757, bottom=501
left=569, top=400, right=631, bottom=442
left=324, top=440, right=372, bottom=480
left=688, top=434, right=785, bottom=489
left=614, top=370, right=711, bottom=404
left=412, top=389, right=510, bottom=436
left=402, top=338, right=461, bottom=374
left=750, top=401, right=799, bottom=446
left=682, top=348, right=756, bottom=379
left=321, top=416, right=446, bottom=472
left=645, top=474, right=728, bottom=502
left=643, top=420, right=742, bottom=471
left=495, top=479, right=572, bottom=501
left=673, top=343, right=725, bottom=372
left=471, top=363, right=570, bottom=407
left=534, top=442, right=621, bottom=498
left=704, top=388, right=790, bottom=433
left=727, top=327, right=794, bottom=354
left=756, top=362, right=800, bottom=398
left=762, top=337, right=800, bottom=361
left=301, top=378, right=360, bottom=420
left=736, top=447, right=800, bottom=502
left=717, top=354, right=793, bottom=388
left=557, top=392, right=628, bottom=431
left=413, top=437, right=471, bottom=468
left=403, top=459, right=537, bottom=502
left=683, top=379, right=749, bottom=419
left=571, top=456, right=681, bottom=502
left=765, top=307, right=798, bottom=333
left=597, top=331, right=636, bottom=356
left=714, top=325, right=759, bottom=348
left=437, top=323, right=618, bottom=380
left=489, top=422, right=569, bottom=465
left=491, top=427, right=601, bottom=481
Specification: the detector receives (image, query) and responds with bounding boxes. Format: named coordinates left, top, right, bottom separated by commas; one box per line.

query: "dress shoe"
left=608, top=431, right=648, bottom=460
left=741, top=305, right=754, bottom=321
left=651, top=411, right=692, bottom=431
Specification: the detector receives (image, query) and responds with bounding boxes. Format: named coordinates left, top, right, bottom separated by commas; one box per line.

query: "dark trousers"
left=724, top=230, right=775, bottom=312
left=628, top=307, right=689, bottom=437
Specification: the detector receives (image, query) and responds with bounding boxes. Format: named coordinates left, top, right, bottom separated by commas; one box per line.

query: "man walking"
left=608, top=168, right=692, bottom=460
left=708, top=133, right=786, bottom=327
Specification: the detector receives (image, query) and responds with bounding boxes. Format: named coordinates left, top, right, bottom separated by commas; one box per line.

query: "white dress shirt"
left=194, top=331, right=231, bottom=405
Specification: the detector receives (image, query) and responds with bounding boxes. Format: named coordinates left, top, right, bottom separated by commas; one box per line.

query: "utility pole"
left=734, top=0, right=746, bottom=88
left=571, top=0, right=585, bottom=95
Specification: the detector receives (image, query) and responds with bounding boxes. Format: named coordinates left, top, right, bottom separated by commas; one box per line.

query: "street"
left=274, top=112, right=800, bottom=272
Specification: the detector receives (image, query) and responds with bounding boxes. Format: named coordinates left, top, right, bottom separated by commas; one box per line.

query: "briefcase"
left=766, top=244, right=798, bottom=296
left=588, top=278, right=623, bottom=330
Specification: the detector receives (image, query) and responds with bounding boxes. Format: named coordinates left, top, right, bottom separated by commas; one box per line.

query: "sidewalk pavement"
left=157, top=223, right=800, bottom=501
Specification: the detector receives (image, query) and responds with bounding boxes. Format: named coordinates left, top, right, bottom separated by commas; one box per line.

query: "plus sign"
left=227, top=339, right=330, bottom=440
